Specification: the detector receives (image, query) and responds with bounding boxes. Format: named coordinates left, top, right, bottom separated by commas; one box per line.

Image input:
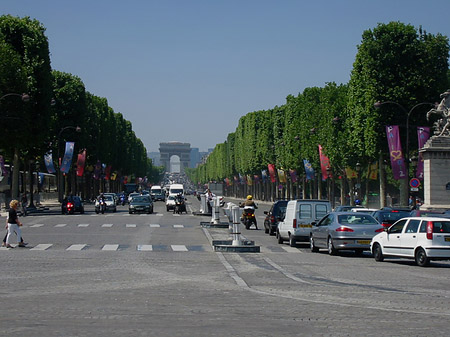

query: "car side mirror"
left=311, top=221, right=317, bottom=227
left=384, top=228, right=389, bottom=233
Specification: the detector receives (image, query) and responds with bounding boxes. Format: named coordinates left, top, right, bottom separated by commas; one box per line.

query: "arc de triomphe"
left=159, top=142, right=191, bottom=173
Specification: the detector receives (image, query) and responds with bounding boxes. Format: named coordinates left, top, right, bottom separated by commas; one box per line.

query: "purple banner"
left=386, top=126, right=406, bottom=180
left=303, top=159, right=315, bottom=181
left=416, top=127, right=430, bottom=180
left=44, top=152, right=56, bottom=174
left=60, top=142, right=75, bottom=173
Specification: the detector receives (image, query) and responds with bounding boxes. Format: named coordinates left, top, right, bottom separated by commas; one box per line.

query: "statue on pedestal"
left=426, top=90, right=450, bottom=136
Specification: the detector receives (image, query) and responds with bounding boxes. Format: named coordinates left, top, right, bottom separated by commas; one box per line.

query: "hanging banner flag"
left=43, top=152, right=56, bottom=174
left=345, top=168, right=358, bottom=179
left=247, top=174, right=253, bottom=186
left=93, top=160, right=102, bottom=180
left=386, top=125, right=406, bottom=180
left=76, top=150, right=86, bottom=177
left=303, top=159, right=315, bottom=181
left=289, top=169, right=297, bottom=183
left=278, top=169, right=287, bottom=183
left=105, top=165, right=112, bottom=180
left=416, top=126, right=430, bottom=180
left=60, top=142, right=75, bottom=173
left=267, top=164, right=277, bottom=183
left=318, top=145, right=331, bottom=180
left=367, top=161, right=378, bottom=180
left=261, top=170, right=268, bottom=182
left=111, top=172, right=118, bottom=181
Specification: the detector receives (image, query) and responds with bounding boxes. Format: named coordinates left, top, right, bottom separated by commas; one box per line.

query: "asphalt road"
left=1, top=196, right=449, bottom=336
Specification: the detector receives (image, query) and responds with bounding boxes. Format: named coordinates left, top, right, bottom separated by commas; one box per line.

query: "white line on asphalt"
left=281, top=246, right=302, bottom=253
left=173, top=225, right=184, bottom=228
left=126, top=224, right=136, bottom=228
left=137, top=245, right=153, bottom=251
left=67, top=244, right=87, bottom=251
left=30, top=244, right=52, bottom=250
left=55, top=224, right=67, bottom=227
left=156, top=214, right=163, bottom=216
left=30, top=224, right=44, bottom=228
left=149, top=224, right=160, bottom=228
left=102, top=244, right=119, bottom=251
left=78, top=224, right=89, bottom=227
left=173, top=214, right=180, bottom=217
left=171, top=245, right=188, bottom=252
left=102, top=224, right=113, bottom=228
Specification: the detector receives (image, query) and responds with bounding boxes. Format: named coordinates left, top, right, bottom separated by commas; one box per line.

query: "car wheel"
left=373, top=243, right=384, bottom=262
left=149, top=208, right=153, bottom=214
left=95, top=209, right=99, bottom=214
left=166, top=207, right=169, bottom=212
left=310, top=235, right=319, bottom=252
left=289, top=235, right=296, bottom=247
left=327, top=237, right=338, bottom=255
left=81, top=209, right=84, bottom=214
left=129, top=211, right=132, bottom=214
left=415, top=247, right=430, bottom=267
left=276, top=231, right=283, bottom=244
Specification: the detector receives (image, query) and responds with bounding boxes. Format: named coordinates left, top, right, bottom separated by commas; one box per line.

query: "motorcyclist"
left=240, top=195, right=258, bottom=229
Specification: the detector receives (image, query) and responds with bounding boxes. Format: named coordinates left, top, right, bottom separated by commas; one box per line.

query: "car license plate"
left=445, top=237, right=450, bottom=242
left=357, top=240, right=371, bottom=245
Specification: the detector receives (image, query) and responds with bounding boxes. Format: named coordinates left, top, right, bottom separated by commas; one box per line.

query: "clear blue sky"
left=3, top=0, right=450, bottom=152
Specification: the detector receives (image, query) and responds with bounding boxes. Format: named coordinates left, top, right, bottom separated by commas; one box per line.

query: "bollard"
left=210, top=196, right=221, bottom=224
left=231, top=206, right=241, bottom=246
left=200, top=194, right=207, bottom=214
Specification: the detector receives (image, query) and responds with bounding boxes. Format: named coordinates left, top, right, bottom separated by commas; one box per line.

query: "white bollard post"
left=200, top=194, right=207, bottom=214
left=232, top=206, right=241, bottom=246
left=211, top=196, right=220, bottom=224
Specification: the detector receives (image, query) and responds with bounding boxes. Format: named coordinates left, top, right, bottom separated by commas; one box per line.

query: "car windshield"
left=380, top=211, right=410, bottom=221
left=133, top=196, right=150, bottom=203
left=105, top=195, right=113, bottom=201
left=338, top=214, right=378, bottom=225
left=168, top=195, right=175, bottom=200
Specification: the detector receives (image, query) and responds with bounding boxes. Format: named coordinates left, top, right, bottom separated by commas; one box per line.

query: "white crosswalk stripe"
left=67, top=244, right=87, bottom=251
left=126, top=224, right=136, bottom=228
left=30, top=244, right=52, bottom=250
left=171, top=245, right=188, bottom=252
left=149, top=224, right=160, bottom=228
left=173, top=225, right=184, bottom=228
left=78, top=224, right=89, bottom=227
left=137, top=245, right=153, bottom=251
left=55, top=224, right=67, bottom=227
left=30, top=224, right=44, bottom=228
left=102, top=224, right=113, bottom=228
left=102, top=244, right=119, bottom=251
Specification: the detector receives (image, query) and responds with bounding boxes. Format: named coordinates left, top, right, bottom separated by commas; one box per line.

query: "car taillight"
left=381, top=222, right=390, bottom=228
left=336, top=226, right=354, bottom=232
left=426, top=221, right=433, bottom=240
left=67, top=202, right=74, bottom=208
left=293, top=219, right=297, bottom=228
left=375, top=227, right=384, bottom=232
left=270, top=215, right=275, bottom=224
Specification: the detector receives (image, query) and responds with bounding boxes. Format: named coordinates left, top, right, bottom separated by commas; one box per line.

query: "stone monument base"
left=420, top=136, right=450, bottom=211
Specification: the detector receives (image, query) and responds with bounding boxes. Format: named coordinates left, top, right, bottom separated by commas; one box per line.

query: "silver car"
left=310, top=212, right=384, bottom=255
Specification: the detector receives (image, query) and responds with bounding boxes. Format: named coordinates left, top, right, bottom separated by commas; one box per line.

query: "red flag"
left=318, top=145, right=331, bottom=180
left=76, top=150, right=86, bottom=177
left=268, top=164, right=276, bottom=183
left=105, top=166, right=112, bottom=180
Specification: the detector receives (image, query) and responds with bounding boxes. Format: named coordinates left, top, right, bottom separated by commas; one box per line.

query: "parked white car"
left=371, top=217, right=450, bottom=266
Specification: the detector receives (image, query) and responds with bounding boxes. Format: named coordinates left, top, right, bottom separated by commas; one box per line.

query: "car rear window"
left=299, top=204, right=312, bottom=219
left=315, top=204, right=329, bottom=219
left=338, top=214, right=378, bottom=225
left=380, top=211, right=410, bottom=221
left=419, top=221, right=450, bottom=233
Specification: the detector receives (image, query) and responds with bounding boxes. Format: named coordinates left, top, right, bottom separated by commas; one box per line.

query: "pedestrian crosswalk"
left=0, top=243, right=211, bottom=252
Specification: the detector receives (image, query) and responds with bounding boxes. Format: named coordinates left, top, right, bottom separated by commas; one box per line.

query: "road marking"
left=173, top=214, right=180, bottom=217
left=171, top=245, right=188, bottom=252
left=137, top=245, right=153, bottom=251
left=126, top=224, right=136, bottom=228
left=156, top=214, right=163, bottom=217
left=173, top=225, right=184, bottom=228
left=102, top=244, right=119, bottom=251
left=30, top=224, right=44, bottom=228
left=281, top=246, right=302, bottom=253
left=102, top=224, right=113, bottom=228
left=55, top=224, right=67, bottom=227
left=67, top=244, right=87, bottom=251
left=78, top=224, right=89, bottom=227
left=30, top=244, right=52, bottom=250
left=149, top=224, right=160, bottom=228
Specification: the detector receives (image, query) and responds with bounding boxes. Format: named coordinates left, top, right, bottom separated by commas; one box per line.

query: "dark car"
left=371, top=209, right=411, bottom=228
left=129, top=195, right=153, bottom=214
left=263, top=200, right=288, bottom=235
left=62, top=196, right=84, bottom=214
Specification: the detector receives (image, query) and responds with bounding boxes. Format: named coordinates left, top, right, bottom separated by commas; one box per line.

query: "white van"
left=169, top=183, right=184, bottom=196
left=277, top=200, right=331, bottom=247
left=150, top=185, right=165, bottom=201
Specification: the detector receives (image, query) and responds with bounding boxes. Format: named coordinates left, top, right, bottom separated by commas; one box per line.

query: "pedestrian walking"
left=4, top=200, right=26, bottom=248
left=21, top=193, right=28, bottom=216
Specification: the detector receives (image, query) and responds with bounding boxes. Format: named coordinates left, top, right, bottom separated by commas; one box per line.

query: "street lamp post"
left=374, top=101, right=435, bottom=206
left=57, top=126, right=81, bottom=202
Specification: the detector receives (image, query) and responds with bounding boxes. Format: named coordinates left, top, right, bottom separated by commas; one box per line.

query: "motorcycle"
left=174, top=195, right=187, bottom=214
left=95, top=199, right=106, bottom=214
left=241, top=205, right=257, bottom=230
left=119, top=194, right=126, bottom=206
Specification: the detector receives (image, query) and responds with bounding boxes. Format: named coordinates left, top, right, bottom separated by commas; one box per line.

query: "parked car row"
left=263, top=200, right=450, bottom=266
